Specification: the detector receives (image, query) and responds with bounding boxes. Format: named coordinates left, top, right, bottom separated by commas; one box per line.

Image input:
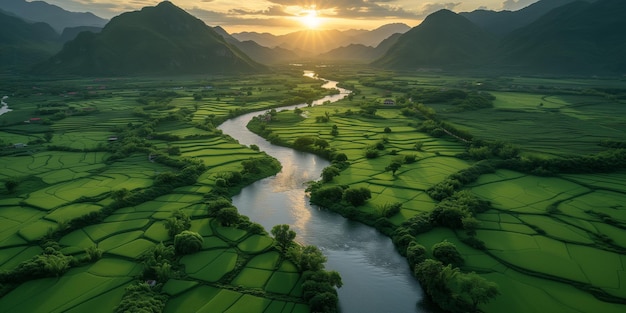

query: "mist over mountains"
left=1, top=0, right=624, bottom=76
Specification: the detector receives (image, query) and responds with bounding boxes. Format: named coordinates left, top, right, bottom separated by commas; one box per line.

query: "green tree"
left=343, top=187, right=371, bottom=206
left=459, top=272, right=500, bottom=311
left=385, top=159, right=403, bottom=176
left=406, top=242, right=427, bottom=267
left=330, top=125, right=339, bottom=136
left=174, top=230, right=204, bottom=255
left=298, top=245, right=327, bottom=271
left=333, top=152, right=347, bottom=162
left=164, top=210, right=191, bottom=237
left=314, top=138, right=329, bottom=149
left=432, top=240, right=464, bottom=267
left=111, top=188, right=129, bottom=202
left=321, top=166, right=341, bottom=182
left=44, top=131, right=54, bottom=143
left=216, top=207, right=239, bottom=226
left=4, top=177, right=19, bottom=193
left=271, top=224, right=296, bottom=251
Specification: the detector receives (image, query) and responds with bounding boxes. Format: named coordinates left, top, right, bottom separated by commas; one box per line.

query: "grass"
left=252, top=69, right=626, bottom=313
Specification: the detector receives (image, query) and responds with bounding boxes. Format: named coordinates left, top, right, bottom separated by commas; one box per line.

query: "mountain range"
left=374, top=0, right=625, bottom=75
left=35, top=1, right=264, bottom=75
left=0, top=0, right=107, bottom=33
left=1, top=0, right=624, bottom=76
left=232, top=23, right=411, bottom=57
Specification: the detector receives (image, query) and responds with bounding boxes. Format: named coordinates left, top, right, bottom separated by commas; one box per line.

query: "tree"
left=343, top=187, right=371, bottom=206
left=298, top=245, right=327, bottom=271
left=432, top=241, right=464, bottom=267
left=44, top=131, right=53, bottom=143
left=321, top=166, right=340, bottom=182
left=333, top=152, right=347, bottom=162
left=164, top=210, right=191, bottom=237
left=384, top=126, right=392, bottom=133
left=216, top=207, right=239, bottom=226
left=385, top=159, right=402, bottom=176
left=314, top=138, right=329, bottom=149
left=330, top=125, right=339, bottom=136
left=271, top=224, right=296, bottom=251
left=406, top=242, right=427, bottom=267
left=174, top=230, right=204, bottom=255
left=459, top=272, right=500, bottom=311
left=5, top=178, right=19, bottom=193
left=111, top=188, right=129, bottom=202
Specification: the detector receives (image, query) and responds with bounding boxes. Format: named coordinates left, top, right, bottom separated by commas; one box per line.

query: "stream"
left=217, top=73, right=426, bottom=313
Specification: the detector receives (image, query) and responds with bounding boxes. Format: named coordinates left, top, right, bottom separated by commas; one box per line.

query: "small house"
left=29, top=117, right=42, bottom=123
left=13, top=143, right=26, bottom=148
left=383, top=99, right=396, bottom=106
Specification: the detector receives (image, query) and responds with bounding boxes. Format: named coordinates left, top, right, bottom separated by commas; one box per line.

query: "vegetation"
left=0, top=72, right=336, bottom=313
left=251, top=67, right=626, bottom=313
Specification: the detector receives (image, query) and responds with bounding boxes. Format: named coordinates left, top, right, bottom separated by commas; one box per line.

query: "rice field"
left=0, top=75, right=321, bottom=313
left=257, top=71, right=626, bottom=313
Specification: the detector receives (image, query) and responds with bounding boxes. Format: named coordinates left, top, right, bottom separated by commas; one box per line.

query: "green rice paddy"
left=1, top=74, right=321, bottom=313
left=255, top=71, right=626, bottom=313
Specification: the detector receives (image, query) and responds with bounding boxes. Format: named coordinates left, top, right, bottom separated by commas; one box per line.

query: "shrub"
left=174, top=231, right=204, bottom=255
left=343, top=187, right=371, bottom=206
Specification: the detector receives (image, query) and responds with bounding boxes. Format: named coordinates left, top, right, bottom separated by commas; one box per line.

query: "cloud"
left=501, top=0, right=537, bottom=11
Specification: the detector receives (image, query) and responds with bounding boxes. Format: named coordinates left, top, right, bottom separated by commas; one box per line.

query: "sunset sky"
left=41, top=0, right=541, bottom=34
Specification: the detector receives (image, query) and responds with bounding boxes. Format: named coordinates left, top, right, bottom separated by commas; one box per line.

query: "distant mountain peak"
left=35, top=1, right=264, bottom=75
left=0, top=0, right=107, bottom=33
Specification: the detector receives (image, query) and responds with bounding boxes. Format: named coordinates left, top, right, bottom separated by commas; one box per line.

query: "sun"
left=300, top=10, right=321, bottom=29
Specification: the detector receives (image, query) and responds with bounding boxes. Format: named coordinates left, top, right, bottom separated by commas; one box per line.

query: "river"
left=218, top=73, right=426, bottom=313
left=0, top=96, right=11, bottom=116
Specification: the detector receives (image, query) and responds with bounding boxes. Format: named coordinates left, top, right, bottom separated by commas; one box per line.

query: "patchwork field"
left=0, top=73, right=332, bottom=313
left=254, top=70, right=626, bottom=313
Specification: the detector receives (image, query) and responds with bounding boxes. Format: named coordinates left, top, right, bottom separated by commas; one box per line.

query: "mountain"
left=0, top=10, right=61, bottom=71
left=0, top=0, right=107, bottom=33
left=495, top=0, right=626, bottom=74
left=372, top=10, right=497, bottom=70
left=231, top=23, right=410, bottom=55
left=460, top=0, right=593, bottom=35
left=35, top=1, right=265, bottom=76
left=213, top=26, right=299, bottom=64
left=374, top=0, right=625, bottom=75
left=316, top=33, right=403, bottom=63
left=60, top=26, right=102, bottom=43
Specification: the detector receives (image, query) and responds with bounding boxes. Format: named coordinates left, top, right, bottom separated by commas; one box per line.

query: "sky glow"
left=39, top=0, right=541, bottom=34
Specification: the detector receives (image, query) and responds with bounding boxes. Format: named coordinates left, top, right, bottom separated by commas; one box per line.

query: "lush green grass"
left=1, top=74, right=324, bottom=313
left=255, top=69, right=626, bottom=313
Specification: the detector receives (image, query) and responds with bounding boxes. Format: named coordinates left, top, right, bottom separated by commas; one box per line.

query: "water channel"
left=218, top=73, right=426, bottom=313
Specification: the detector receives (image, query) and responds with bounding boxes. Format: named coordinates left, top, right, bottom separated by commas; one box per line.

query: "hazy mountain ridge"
left=0, top=10, right=62, bottom=70
left=316, top=33, right=403, bottom=63
left=459, top=0, right=596, bottom=35
left=375, top=0, right=625, bottom=75
left=373, top=10, right=497, bottom=70
left=231, top=23, right=411, bottom=56
left=35, top=1, right=265, bottom=75
left=214, top=26, right=300, bottom=64
left=0, top=0, right=108, bottom=33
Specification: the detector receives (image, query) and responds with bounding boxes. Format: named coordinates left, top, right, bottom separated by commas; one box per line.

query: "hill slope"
left=36, top=1, right=265, bottom=76
left=460, top=0, right=591, bottom=35
left=0, top=10, right=61, bottom=71
left=372, top=10, right=496, bottom=70
left=0, top=0, right=107, bottom=33
left=496, top=0, right=626, bottom=74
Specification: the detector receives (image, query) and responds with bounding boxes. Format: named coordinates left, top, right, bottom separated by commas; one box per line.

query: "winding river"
left=218, top=73, right=426, bottom=313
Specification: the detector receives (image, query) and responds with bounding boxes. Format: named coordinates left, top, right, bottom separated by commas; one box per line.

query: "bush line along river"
left=218, top=73, right=427, bottom=313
